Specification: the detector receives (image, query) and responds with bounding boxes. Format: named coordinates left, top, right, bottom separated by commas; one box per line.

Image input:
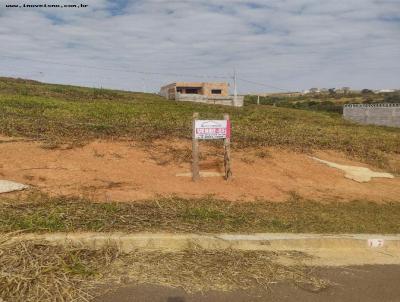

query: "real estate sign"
left=194, top=120, right=230, bottom=140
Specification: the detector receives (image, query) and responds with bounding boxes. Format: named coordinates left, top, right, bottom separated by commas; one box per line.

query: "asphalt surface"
left=96, top=265, right=400, bottom=302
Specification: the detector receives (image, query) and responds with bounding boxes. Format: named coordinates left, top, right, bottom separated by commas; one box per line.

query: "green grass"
left=0, top=77, right=399, bottom=171
left=246, top=91, right=400, bottom=114
left=1, top=193, right=400, bottom=234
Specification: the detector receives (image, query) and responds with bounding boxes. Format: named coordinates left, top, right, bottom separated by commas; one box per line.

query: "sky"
left=0, top=0, right=399, bottom=93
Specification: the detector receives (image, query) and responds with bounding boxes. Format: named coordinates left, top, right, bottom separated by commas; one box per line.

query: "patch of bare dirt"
left=0, top=136, right=399, bottom=202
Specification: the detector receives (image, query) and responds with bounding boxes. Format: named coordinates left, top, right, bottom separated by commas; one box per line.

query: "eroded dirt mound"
left=0, top=136, right=399, bottom=202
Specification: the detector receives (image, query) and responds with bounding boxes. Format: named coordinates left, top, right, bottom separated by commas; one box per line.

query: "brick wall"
left=343, top=104, right=400, bottom=128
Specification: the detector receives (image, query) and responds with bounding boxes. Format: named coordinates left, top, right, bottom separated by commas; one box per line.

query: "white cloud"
left=0, top=0, right=399, bottom=92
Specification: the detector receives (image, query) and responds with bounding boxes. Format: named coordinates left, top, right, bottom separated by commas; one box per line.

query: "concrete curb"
left=7, top=232, right=400, bottom=266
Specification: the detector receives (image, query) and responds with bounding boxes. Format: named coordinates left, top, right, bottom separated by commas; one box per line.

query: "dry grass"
left=0, top=234, right=120, bottom=302
left=0, top=234, right=329, bottom=302
left=116, top=249, right=329, bottom=294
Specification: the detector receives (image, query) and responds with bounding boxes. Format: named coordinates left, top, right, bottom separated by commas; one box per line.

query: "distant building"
left=160, top=82, right=229, bottom=100
left=335, top=87, right=351, bottom=94
left=303, top=87, right=354, bottom=95
left=159, top=82, right=243, bottom=107
left=376, top=89, right=396, bottom=93
left=334, top=87, right=351, bottom=94
left=309, top=88, right=320, bottom=93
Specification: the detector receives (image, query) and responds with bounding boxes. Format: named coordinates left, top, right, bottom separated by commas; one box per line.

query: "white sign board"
left=194, top=120, right=230, bottom=140
left=368, top=239, right=385, bottom=248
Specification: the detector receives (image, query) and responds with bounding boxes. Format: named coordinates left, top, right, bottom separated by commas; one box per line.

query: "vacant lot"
left=1, top=77, right=399, bottom=172
left=0, top=78, right=399, bottom=302
left=0, top=77, right=399, bottom=234
left=1, top=137, right=399, bottom=202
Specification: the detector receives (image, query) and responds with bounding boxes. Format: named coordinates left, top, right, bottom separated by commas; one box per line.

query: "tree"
left=361, top=89, right=373, bottom=94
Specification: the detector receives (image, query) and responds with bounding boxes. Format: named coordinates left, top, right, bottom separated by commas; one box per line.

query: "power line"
left=0, top=54, right=230, bottom=79
left=236, top=77, right=291, bottom=92
left=1, top=54, right=295, bottom=92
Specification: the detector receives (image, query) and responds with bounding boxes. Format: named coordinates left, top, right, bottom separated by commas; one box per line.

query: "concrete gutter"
left=8, top=233, right=400, bottom=266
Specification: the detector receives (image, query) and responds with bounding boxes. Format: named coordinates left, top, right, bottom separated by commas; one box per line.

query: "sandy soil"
left=0, top=136, right=399, bottom=202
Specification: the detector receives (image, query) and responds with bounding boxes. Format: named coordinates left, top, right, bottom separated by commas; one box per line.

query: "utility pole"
left=141, top=78, right=147, bottom=93
left=233, top=68, right=237, bottom=106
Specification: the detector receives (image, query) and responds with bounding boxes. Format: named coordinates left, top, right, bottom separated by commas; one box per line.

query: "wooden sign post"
left=192, top=112, right=200, bottom=181
left=192, top=112, right=232, bottom=182
left=223, top=113, right=232, bottom=180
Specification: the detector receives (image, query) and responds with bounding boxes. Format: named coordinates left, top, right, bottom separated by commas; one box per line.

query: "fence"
left=343, top=103, right=400, bottom=128
left=175, top=93, right=244, bottom=107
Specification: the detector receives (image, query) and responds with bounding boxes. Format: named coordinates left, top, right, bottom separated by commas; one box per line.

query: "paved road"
left=96, top=265, right=400, bottom=302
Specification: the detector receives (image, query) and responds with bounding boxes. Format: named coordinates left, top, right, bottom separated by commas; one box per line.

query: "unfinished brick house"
left=159, top=82, right=243, bottom=107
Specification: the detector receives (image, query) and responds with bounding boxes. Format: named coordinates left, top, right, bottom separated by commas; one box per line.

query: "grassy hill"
left=0, top=77, right=399, bottom=171
left=246, top=91, right=400, bottom=114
